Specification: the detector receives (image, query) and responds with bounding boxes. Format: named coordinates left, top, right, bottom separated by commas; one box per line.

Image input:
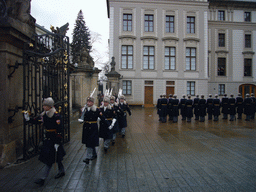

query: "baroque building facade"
left=106, top=0, right=256, bottom=106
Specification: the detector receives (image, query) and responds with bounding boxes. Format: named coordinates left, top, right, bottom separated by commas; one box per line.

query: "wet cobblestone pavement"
left=0, top=107, right=256, bottom=192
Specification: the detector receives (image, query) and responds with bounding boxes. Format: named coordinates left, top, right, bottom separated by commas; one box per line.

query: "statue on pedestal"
left=110, top=57, right=116, bottom=72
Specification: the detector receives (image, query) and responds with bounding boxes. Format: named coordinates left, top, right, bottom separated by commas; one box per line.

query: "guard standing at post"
left=157, top=95, right=162, bottom=121
left=110, top=96, right=119, bottom=145
left=229, top=94, right=236, bottom=121
left=235, top=93, right=244, bottom=119
left=221, top=93, right=229, bottom=119
left=78, top=96, right=109, bottom=164
left=179, top=95, right=187, bottom=120
left=117, top=95, right=131, bottom=138
left=172, top=95, right=179, bottom=123
left=244, top=93, right=253, bottom=121
left=160, top=94, right=168, bottom=123
left=99, top=96, right=117, bottom=152
left=213, top=94, right=221, bottom=121
left=193, top=95, right=200, bottom=120
left=250, top=93, right=256, bottom=120
left=206, top=94, right=214, bottom=120
left=24, top=97, right=66, bottom=186
left=167, top=94, right=173, bottom=121
left=199, top=95, right=206, bottom=122
left=185, top=95, right=193, bottom=122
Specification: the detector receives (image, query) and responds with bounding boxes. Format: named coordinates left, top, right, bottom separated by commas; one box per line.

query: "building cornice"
left=119, top=35, right=137, bottom=39
left=242, top=51, right=255, bottom=55
left=183, top=37, right=200, bottom=42
left=162, top=36, right=179, bottom=41
left=140, top=36, right=158, bottom=40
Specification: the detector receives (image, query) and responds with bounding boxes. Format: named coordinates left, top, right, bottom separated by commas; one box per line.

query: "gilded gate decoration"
left=22, top=33, right=70, bottom=159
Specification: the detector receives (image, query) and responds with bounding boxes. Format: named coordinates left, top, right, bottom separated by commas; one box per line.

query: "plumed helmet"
left=103, top=96, right=110, bottom=103
left=87, top=96, right=94, bottom=102
left=119, top=95, right=125, bottom=100
left=110, top=96, right=115, bottom=100
left=43, top=97, right=54, bottom=107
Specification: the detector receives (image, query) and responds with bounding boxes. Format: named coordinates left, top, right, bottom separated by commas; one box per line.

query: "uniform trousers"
left=85, top=147, right=97, bottom=159
left=41, top=161, right=64, bottom=180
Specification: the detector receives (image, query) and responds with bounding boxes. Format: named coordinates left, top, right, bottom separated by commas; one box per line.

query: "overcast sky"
left=31, top=0, right=110, bottom=68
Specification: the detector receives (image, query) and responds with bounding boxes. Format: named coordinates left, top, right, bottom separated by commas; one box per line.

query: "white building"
left=107, top=0, right=256, bottom=106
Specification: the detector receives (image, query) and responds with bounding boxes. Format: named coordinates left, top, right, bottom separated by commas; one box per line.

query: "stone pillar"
left=0, top=1, right=35, bottom=167
left=106, top=57, right=121, bottom=96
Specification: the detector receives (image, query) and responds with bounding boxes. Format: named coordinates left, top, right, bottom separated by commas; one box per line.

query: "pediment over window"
left=183, top=37, right=200, bottom=42
left=119, top=35, right=136, bottom=40
left=140, top=36, right=158, bottom=41
left=242, top=51, right=255, bottom=55
left=215, top=50, right=229, bottom=54
left=162, top=37, right=179, bottom=41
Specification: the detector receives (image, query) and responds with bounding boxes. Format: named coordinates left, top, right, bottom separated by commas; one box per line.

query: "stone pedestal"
left=106, top=71, right=121, bottom=96
left=0, top=16, right=35, bottom=167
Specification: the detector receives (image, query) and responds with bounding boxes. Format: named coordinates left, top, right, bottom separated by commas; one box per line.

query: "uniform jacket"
left=185, top=99, right=193, bottom=118
left=99, top=105, right=116, bottom=139
left=221, top=97, right=229, bottom=114
left=206, top=98, right=214, bottom=114
left=117, top=101, right=131, bottom=129
left=228, top=97, right=236, bottom=115
left=235, top=96, right=244, bottom=114
left=198, top=98, right=207, bottom=116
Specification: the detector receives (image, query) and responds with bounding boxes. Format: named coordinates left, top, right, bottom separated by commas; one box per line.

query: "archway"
left=239, top=84, right=256, bottom=98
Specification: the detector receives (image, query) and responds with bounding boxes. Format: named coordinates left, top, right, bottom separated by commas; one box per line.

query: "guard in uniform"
left=99, top=97, right=117, bottom=152
left=167, top=94, right=173, bottom=121
left=157, top=95, right=162, bottom=121
left=160, top=94, right=168, bottom=123
left=206, top=94, right=214, bottom=120
left=24, top=97, right=66, bottom=186
left=235, top=93, right=244, bottom=119
left=179, top=95, right=187, bottom=120
left=78, top=96, right=109, bottom=164
left=221, top=93, right=229, bottom=119
left=185, top=95, right=193, bottom=122
left=117, top=95, right=131, bottom=137
left=244, top=94, right=252, bottom=121
left=110, top=96, right=119, bottom=145
left=250, top=93, right=256, bottom=120
left=193, top=95, right=200, bottom=120
left=171, top=95, right=179, bottom=123
left=199, top=95, right=206, bottom=122
left=213, top=94, right=221, bottom=121
left=229, top=94, right=236, bottom=121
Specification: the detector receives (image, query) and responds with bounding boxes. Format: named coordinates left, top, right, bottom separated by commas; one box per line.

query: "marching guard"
left=236, top=93, right=244, bottom=119
left=110, top=96, right=119, bottom=145
left=185, top=95, right=193, bottom=122
left=157, top=95, right=162, bottom=121
left=24, top=97, right=66, bottom=186
left=172, top=95, right=179, bottom=123
left=167, top=94, right=173, bottom=121
left=179, top=95, right=187, bottom=120
left=213, top=94, right=221, bottom=121
left=244, top=93, right=253, bottom=121
left=199, top=95, right=206, bottom=122
left=221, top=93, right=229, bottom=119
left=193, top=95, right=200, bottom=120
left=206, top=94, right=214, bottom=120
left=117, top=95, right=131, bottom=138
left=229, top=94, right=236, bottom=121
left=160, top=94, right=168, bottom=123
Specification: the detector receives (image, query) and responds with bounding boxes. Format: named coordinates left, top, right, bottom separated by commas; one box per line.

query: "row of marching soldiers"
left=78, top=89, right=131, bottom=164
left=157, top=93, right=256, bottom=123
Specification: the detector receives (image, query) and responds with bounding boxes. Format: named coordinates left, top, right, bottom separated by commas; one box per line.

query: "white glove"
left=108, top=125, right=113, bottom=130
left=24, top=112, right=30, bottom=121
left=78, top=119, right=84, bottom=123
left=54, top=144, right=59, bottom=152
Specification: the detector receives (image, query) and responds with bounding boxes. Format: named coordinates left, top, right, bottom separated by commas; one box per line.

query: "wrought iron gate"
left=22, top=33, right=70, bottom=160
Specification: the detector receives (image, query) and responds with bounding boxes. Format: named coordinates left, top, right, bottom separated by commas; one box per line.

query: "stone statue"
left=80, top=47, right=94, bottom=68
left=50, top=23, right=69, bottom=36
left=110, top=57, right=116, bottom=72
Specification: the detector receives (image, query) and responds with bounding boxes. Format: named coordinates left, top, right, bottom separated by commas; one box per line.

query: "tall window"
left=244, top=12, right=251, bottom=22
left=121, top=45, right=133, bottom=69
left=218, top=84, right=225, bottom=96
left=187, top=81, right=195, bottom=96
left=187, top=16, right=195, bottom=33
left=219, top=33, right=225, bottom=47
left=123, top=80, right=132, bottom=95
left=218, top=11, right=225, bottom=21
left=186, top=48, right=196, bottom=70
left=145, top=14, right=154, bottom=32
left=143, top=46, right=155, bottom=69
left=166, top=15, right=174, bottom=33
left=245, top=34, right=251, bottom=48
left=218, top=58, right=226, bottom=76
left=244, top=59, right=252, bottom=76
left=165, top=47, right=176, bottom=70
left=123, top=14, right=132, bottom=31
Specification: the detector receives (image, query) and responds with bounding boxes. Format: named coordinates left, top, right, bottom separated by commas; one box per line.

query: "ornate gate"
left=22, top=33, right=70, bottom=160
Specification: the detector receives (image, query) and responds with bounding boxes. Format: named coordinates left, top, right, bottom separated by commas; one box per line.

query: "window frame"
left=143, top=46, right=155, bottom=70
left=244, top=58, right=252, bottom=77
left=245, top=34, right=251, bottom=48
left=144, top=14, right=154, bottom=32
left=187, top=81, right=195, bottom=96
left=164, top=47, right=176, bottom=70
left=218, top=10, right=225, bottom=21
left=217, top=57, right=226, bottom=76
left=244, top=12, right=251, bottom=22
left=121, top=45, right=133, bottom=69
left=122, top=80, right=132, bottom=95
left=186, top=47, right=196, bottom=71
left=218, top=84, right=225, bottom=96
left=166, top=15, right=174, bottom=33
left=218, top=33, right=225, bottom=47
left=123, top=14, right=132, bottom=31
left=187, top=16, right=195, bottom=34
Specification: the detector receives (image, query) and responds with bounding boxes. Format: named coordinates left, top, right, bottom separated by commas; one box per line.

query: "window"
left=244, top=59, right=252, bottom=76
left=145, top=14, right=154, bottom=32
left=166, top=15, right=174, bottom=33
left=165, top=47, right=176, bottom=70
left=218, top=84, right=225, bottom=96
left=217, top=58, right=226, bottom=76
left=123, top=14, right=132, bottom=31
left=187, top=16, right=195, bottom=33
left=187, top=81, right=195, bottom=96
left=121, top=45, right=133, bottom=69
left=218, top=11, right=225, bottom=21
left=143, top=46, right=155, bottom=69
left=123, top=80, right=132, bottom=95
left=186, top=48, right=196, bottom=70
left=244, top=12, right=251, bottom=22
left=245, top=34, right=251, bottom=48
left=219, top=33, right=225, bottom=47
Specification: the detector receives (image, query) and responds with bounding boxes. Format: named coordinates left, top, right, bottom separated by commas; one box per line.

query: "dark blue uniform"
left=251, top=96, right=256, bottom=119
left=160, top=97, right=168, bottom=123
left=185, top=99, right=193, bottom=122
left=117, top=102, right=131, bottom=136
left=206, top=97, right=214, bottom=120
left=171, top=97, right=179, bottom=123
left=179, top=97, right=187, bottom=120
left=213, top=97, right=221, bottom=121
left=235, top=96, right=244, bottom=119
left=193, top=97, right=200, bottom=120
left=228, top=97, right=236, bottom=121
left=199, top=97, right=206, bottom=122
left=244, top=97, right=253, bottom=121
left=167, top=96, right=173, bottom=121
left=221, top=96, right=229, bottom=119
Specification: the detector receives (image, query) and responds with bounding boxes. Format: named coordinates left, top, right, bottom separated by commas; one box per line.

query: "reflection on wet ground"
left=0, top=106, right=255, bottom=191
